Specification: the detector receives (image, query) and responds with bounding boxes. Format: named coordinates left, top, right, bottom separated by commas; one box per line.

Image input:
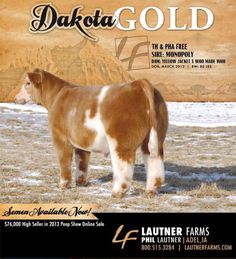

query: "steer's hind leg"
left=108, top=138, right=135, bottom=197
left=111, top=151, right=135, bottom=198
left=74, top=149, right=90, bottom=186
left=52, top=136, right=73, bottom=189
left=141, top=132, right=165, bottom=196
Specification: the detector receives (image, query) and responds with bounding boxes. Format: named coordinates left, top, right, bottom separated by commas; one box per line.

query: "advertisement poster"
left=0, top=0, right=235, bottom=258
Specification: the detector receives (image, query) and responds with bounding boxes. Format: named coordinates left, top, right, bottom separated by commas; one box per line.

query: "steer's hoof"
left=145, top=190, right=156, bottom=198
left=76, top=176, right=87, bottom=186
left=112, top=191, right=125, bottom=198
left=60, top=180, right=71, bottom=189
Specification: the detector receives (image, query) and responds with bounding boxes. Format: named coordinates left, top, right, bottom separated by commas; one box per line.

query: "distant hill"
left=1, top=39, right=134, bottom=102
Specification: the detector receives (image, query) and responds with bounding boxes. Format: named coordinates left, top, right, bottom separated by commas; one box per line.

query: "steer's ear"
left=27, top=71, right=42, bottom=87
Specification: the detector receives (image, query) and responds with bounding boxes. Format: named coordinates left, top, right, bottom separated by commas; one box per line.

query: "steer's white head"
left=26, top=68, right=44, bottom=105
left=15, top=82, right=32, bottom=104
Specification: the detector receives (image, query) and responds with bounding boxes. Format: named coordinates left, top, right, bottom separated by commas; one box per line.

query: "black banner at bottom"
left=0, top=213, right=235, bottom=258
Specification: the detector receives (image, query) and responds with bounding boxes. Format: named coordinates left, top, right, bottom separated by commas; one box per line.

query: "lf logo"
left=115, top=36, right=150, bottom=71
left=112, top=224, right=139, bottom=249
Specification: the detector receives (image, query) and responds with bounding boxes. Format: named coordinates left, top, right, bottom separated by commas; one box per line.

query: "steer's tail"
left=141, top=79, right=168, bottom=158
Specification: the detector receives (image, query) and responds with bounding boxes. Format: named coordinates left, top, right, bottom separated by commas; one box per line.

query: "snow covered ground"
left=167, top=102, right=236, bottom=127
left=0, top=103, right=47, bottom=113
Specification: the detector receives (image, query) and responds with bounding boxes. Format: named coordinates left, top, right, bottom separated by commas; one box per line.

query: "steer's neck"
left=41, top=82, right=65, bottom=111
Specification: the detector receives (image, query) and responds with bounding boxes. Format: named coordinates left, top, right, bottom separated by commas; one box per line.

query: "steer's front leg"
left=74, top=148, right=90, bottom=186
left=52, top=135, right=73, bottom=189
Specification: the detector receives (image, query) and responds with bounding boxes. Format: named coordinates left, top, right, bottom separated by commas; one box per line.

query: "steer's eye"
left=24, top=82, right=31, bottom=90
